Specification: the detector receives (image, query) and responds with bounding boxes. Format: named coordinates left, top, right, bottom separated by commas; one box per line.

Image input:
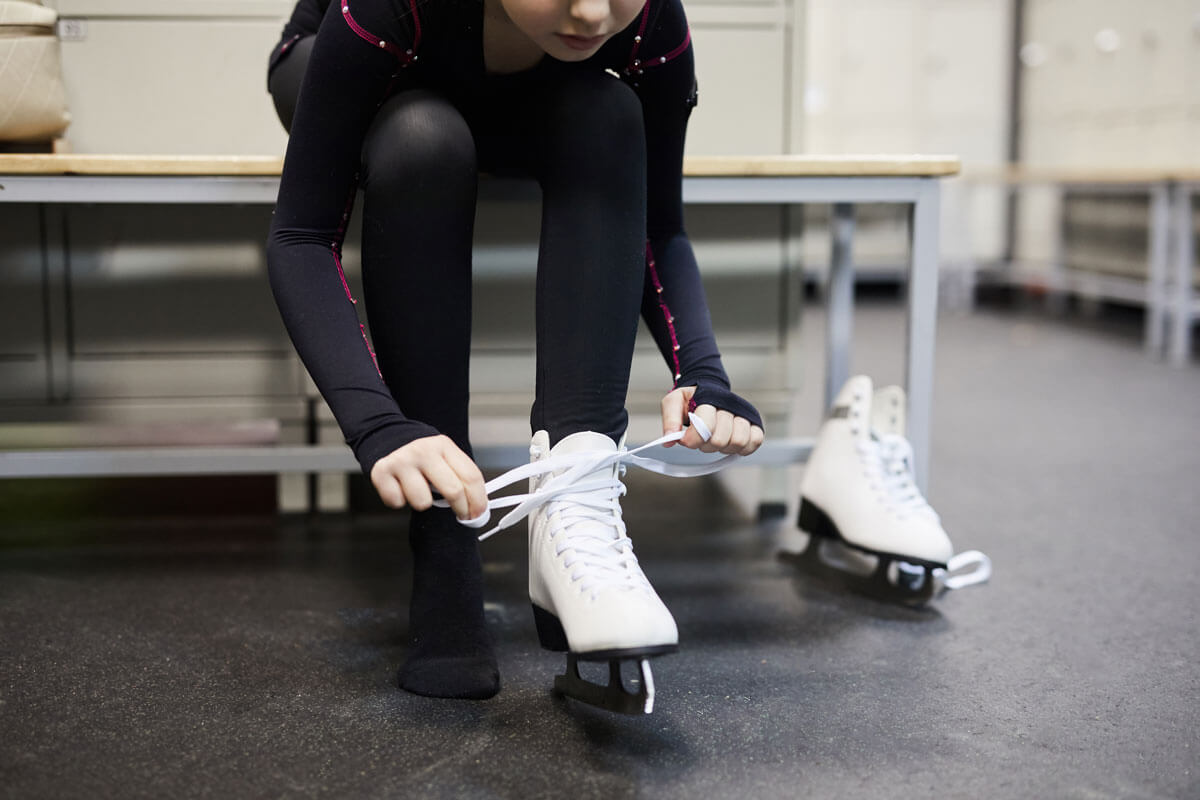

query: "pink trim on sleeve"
left=279, top=33, right=303, bottom=56
left=330, top=189, right=383, bottom=377
left=625, top=2, right=651, bottom=71
left=655, top=28, right=691, bottom=64
left=625, top=1, right=691, bottom=77
left=331, top=246, right=383, bottom=377
left=645, top=242, right=683, bottom=386
left=341, top=0, right=420, bottom=66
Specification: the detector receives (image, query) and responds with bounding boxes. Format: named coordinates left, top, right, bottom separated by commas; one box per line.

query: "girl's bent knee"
left=361, top=91, right=476, bottom=190
left=548, top=74, right=643, bottom=141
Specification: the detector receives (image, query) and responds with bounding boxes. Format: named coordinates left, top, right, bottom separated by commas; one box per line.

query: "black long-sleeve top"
left=267, top=0, right=761, bottom=474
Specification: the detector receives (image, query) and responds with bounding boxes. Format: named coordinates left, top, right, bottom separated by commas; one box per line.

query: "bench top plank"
left=0, top=153, right=961, bottom=178
left=966, top=164, right=1200, bottom=185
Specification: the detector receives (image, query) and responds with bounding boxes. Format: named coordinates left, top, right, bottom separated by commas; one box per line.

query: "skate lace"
left=431, top=417, right=736, bottom=596
left=441, top=420, right=736, bottom=546
left=856, top=433, right=939, bottom=521
left=540, top=473, right=641, bottom=596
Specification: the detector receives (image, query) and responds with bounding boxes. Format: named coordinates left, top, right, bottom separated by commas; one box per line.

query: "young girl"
left=266, top=0, right=764, bottom=706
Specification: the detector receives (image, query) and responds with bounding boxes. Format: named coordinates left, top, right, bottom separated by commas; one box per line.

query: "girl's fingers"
left=422, top=458, right=471, bottom=519
left=730, top=416, right=752, bottom=453
left=660, top=390, right=686, bottom=433
left=397, top=467, right=435, bottom=512
left=442, top=446, right=488, bottom=518
left=701, top=410, right=735, bottom=453
left=661, top=387, right=697, bottom=447
left=681, top=403, right=717, bottom=449
left=743, top=425, right=765, bottom=455
left=372, top=471, right=407, bottom=509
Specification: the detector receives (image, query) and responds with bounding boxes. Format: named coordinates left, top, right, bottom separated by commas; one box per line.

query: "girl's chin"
left=551, top=34, right=606, bottom=58
left=550, top=49, right=596, bottom=62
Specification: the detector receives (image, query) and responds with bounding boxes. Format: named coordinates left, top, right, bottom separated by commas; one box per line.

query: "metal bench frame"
left=0, top=155, right=956, bottom=492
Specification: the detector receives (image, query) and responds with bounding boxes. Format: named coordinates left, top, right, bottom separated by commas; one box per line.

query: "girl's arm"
left=633, top=0, right=764, bottom=432
left=266, top=2, right=440, bottom=476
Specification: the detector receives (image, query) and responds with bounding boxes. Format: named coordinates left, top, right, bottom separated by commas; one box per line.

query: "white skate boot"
left=527, top=431, right=677, bottom=714
left=783, top=375, right=990, bottom=606
left=440, top=415, right=736, bottom=714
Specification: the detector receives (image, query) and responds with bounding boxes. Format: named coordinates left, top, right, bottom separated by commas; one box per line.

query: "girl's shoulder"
left=329, top=0, right=478, bottom=63
left=599, top=0, right=690, bottom=78
left=338, top=0, right=480, bottom=40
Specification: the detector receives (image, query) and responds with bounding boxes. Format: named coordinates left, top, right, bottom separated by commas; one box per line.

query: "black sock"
left=397, top=507, right=499, bottom=700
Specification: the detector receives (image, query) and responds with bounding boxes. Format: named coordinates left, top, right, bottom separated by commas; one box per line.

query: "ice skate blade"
left=784, top=499, right=951, bottom=607
left=786, top=500, right=991, bottom=606
left=779, top=535, right=940, bottom=607
left=796, top=498, right=947, bottom=571
left=553, top=655, right=658, bottom=715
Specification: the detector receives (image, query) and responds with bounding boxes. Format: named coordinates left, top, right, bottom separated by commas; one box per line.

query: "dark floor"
left=2, top=297, right=1198, bottom=799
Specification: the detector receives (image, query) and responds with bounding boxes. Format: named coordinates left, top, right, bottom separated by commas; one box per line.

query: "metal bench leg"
left=825, top=203, right=855, bottom=410
left=1169, top=183, right=1194, bottom=367
left=1145, top=183, right=1171, bottom=358
left=42, top=204, right=72, bottom=402
left=907, top=179, right=940, bottom=494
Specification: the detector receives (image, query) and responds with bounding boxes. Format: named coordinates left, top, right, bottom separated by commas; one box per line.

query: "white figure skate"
left=441, top=416, right=735, bottom=714
left=526, top=431, right=678, bottom=714
left=782, top=375, right=991, bottom=606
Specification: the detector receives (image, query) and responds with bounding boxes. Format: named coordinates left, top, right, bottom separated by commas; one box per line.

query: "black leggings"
left=269, top=41, right=646, bottom=453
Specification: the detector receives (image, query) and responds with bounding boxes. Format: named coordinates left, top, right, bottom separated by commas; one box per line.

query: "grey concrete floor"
left=1, top=297, right=1197, bottom=799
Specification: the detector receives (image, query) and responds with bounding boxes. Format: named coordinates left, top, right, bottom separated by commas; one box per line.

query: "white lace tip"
left=687, top=411, right=712, bottom=442
left=943, top=549, right=992, bottom=590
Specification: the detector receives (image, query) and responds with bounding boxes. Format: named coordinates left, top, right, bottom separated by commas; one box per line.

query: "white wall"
left=687, top=0, right=795, bottom=155
left=42, top=0, right=292, bottom=154
left=800, top=0, right=1014, bottom=271
left=1015, top=0, right=1200, bottom=275
left=42, top=0, right=800, bottom=156
left=1020, top=0, right=1200, bottom=169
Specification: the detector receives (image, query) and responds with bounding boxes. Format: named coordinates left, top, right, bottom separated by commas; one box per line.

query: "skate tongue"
left=871, top=385, right=906, bottom=436
left=551, top=431, right=619, bottom=455
left=547, top=432, right=625, bottom=547
left=549, top=431, right=620, bottom=481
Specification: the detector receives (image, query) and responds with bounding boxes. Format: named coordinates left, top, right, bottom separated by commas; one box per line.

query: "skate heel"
left=798, top=497, right=839, bottom=540
left=531, top=604, right=570, bottom=652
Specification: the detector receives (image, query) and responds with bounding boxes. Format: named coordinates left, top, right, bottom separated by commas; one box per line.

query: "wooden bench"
left=963, top=165, right=1199, bottom=367
left=0, top=153, right=959, bottom=499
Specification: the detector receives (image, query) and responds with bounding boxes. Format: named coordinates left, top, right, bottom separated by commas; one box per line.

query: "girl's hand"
left=369, top=435, right=487, bottom=521
left=661, top=386, right=764, bottom=456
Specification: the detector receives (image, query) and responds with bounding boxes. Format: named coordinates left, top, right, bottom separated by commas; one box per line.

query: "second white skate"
left=783, top=375, right=991, bottom=606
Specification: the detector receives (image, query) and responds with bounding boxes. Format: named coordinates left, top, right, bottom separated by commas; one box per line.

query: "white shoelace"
left=856, top=433, right=940, bottom=522
left=439, top=414, right=736, bottom=543
left=431, top=416, right=732, bottom=597
left=436, top=419, right=993, bottom=594
left=942, top=550, right=992, bottom=590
